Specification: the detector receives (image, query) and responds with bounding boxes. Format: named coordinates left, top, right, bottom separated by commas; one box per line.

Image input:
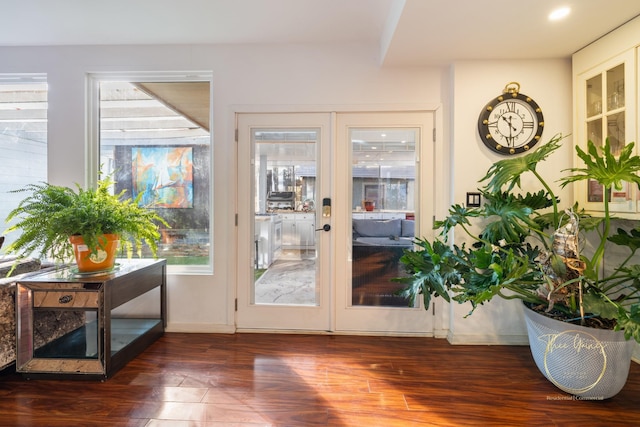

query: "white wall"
left=0, top=42, right=576, bottom=340
left=447, top=59, right=574, bottom=344
left=0, top=42, right=448, bottom=333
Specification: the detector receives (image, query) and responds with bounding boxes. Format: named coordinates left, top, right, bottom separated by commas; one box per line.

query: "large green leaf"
left=615, top=303, right=640, bottom=342
left=435, top=204, right=481, bottom=238
left=395, top=238, right=456, bottom=307
left=478, top=191, right=542, bottom=244
left=611, top=265, right=640, bottom=304
left=481, top=134, right=566, bottom=193
left=561, top=139, right=640, bottom=190
left=582, top=293, right=619, bottom=319
left=608, top=227, right=640, bottom=252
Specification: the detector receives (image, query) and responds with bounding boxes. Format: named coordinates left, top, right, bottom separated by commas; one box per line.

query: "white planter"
left=523, top=304, right=635, bottom=399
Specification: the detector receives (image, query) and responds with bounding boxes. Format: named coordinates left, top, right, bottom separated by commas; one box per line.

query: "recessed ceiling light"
left=549, top=6, right=570, bottom=21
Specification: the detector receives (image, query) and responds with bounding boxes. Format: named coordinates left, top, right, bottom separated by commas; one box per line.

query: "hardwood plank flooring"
left=0, top=333, right=638, bottom=426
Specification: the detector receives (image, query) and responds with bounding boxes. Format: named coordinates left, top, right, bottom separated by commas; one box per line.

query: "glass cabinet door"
left=578, top=50, right=636, bottom=213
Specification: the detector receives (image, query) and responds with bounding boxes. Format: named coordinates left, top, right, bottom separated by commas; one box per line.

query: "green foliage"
left=450, top=244, right=542, bottom=314
left=435, top=204, right=479, bottom=237
left=562, top=139, right=640, bottom=191
left=478, top=191, right=545, bottom=245
left=394, top=238, right=456, bottom=308
left=397, top=134, right=640, bottom=343
left=4, top=175, right=169, bottom=266
left=608, top=228, right=640, bottom=252
left=481, top=133, right=566, bottom=194
left=616, top=303, right=640, bottom=341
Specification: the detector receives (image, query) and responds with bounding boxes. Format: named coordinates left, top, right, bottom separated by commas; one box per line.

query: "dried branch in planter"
left=537, top=209, right=586, bottom=316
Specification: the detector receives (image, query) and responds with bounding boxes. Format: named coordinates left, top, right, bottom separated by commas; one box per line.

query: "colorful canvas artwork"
left=132, top=146, right=193, bottom=208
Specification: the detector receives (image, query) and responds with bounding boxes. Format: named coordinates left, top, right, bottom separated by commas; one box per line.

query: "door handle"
left=315, top=224, right=331, bottom=232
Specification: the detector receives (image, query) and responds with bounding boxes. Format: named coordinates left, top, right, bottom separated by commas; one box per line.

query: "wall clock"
left=477, top=82, right=544, bottom=155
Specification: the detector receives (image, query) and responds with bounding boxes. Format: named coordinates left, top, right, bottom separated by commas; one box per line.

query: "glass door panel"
left=351, top=128, right=416, bottom=307
left=586, top=74, right=602, bottom=118
left=236, top=113, right=331, bottom=331
left=253, top=129, right=319, bottom=306
left=606, top=64, right=625, bottom=112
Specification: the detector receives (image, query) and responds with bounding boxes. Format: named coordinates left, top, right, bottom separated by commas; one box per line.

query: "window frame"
left=86, top=71, right=214, bottom=275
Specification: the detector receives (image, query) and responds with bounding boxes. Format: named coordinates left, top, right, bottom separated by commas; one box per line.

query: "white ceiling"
left=1, top=0, right=639, bottom=66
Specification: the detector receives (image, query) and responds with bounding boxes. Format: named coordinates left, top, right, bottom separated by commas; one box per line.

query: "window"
left=0, top=75, right=48, bottom=249
left=89, top=74, right=212, bottom=273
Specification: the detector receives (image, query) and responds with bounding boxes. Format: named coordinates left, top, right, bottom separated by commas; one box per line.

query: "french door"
left=334, top=112, right=434, bottom=333
left=236, top=111, right=435, bottom=334
left=236, top=113, right=332, bottom=330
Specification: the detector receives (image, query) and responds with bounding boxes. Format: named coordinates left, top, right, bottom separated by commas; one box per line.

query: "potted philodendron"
left=3, top=175, right=168, bottom=273
left=396, top=133, right=640, bottom=398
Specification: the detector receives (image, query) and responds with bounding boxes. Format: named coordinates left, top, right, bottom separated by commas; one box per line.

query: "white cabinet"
left=352, top=212, right=408, bottom=220
left=352, top=212, right=383, bottom=219
left=280, top=213, right=315, bottom=248
left=297, top=216, right=315, bottom=248
left=281, top=214, right=296, bottom=246
left=573, top=20, right=639, bottom=217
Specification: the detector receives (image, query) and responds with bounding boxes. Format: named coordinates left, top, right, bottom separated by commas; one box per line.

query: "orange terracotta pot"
left=69, top=233, right=120, bottom=273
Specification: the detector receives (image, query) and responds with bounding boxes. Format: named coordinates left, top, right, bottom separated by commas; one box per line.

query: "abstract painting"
left=132, top=146, right=193, bottom=208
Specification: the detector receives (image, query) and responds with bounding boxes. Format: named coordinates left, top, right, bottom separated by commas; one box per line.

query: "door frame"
left=231, top=104, right=446, bottom=336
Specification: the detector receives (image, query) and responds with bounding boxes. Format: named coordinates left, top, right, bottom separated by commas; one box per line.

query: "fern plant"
left=3, top=175, right=169, bottom=267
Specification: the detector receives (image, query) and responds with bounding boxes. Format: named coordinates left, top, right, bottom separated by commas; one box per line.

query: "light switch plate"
left=466, top=192, right=481, bottom=207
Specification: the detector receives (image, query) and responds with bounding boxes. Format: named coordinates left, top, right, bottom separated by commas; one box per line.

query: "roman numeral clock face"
left=478, top=92, right=544, bottom=155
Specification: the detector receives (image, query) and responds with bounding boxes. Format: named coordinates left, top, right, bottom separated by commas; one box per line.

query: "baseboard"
left=165, top=323, right=235, bottom=334
left=433, top=328, right=449, bottom=339
left=447, top=331, right=530, bottom=346
left=236, top=328, right=436, bottom=337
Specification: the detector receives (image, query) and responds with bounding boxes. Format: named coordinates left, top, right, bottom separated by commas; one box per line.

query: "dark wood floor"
left=0, top=333, right=639, bottom=426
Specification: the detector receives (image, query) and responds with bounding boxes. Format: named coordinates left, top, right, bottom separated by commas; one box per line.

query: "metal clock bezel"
left=478, top=89, right=544, bottom=155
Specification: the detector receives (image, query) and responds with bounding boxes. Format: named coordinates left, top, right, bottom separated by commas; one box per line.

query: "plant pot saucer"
left=69, top=263, right=121, bottom=277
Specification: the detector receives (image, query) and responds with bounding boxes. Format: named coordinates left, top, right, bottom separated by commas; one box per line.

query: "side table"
left=15, top=258, right=166, bottom=380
